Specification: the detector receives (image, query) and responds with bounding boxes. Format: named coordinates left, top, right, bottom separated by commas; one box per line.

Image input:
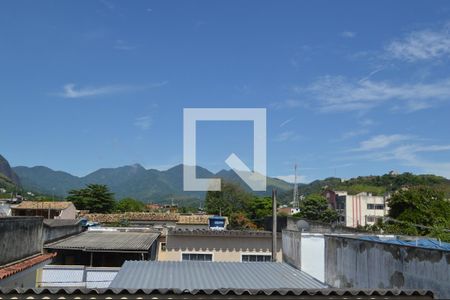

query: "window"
left=366, top=215, right=381, bottom=223
left=182, top=253, right=213, bottom=261
left=241, top=254, right=272, bottom=262
left=160, top=242, right=166, bottom=251
left=367, top=203, right=384, bottom=210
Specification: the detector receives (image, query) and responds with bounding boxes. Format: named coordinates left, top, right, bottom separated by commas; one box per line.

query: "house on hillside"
left=11, top=201, right=77, bottom=219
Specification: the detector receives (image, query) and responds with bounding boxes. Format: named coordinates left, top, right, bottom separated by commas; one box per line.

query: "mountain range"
left=9, top=161, right=292, bottom=203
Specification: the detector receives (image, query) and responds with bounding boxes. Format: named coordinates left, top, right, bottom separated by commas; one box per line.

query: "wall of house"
left=342, top=193, right=388, bottom=227
left=282, top=230, right=301, bottom=268
left=43, top=223, right=83, bottom=243
left=325, top=235, right=450, bottom=299
left=57, top=205, right=77, bottom=219
left=286, top=217, right=364, bottom=234
left=158, top=248, right=281, bottom=262
left=0, top=217, right=43, bottom=265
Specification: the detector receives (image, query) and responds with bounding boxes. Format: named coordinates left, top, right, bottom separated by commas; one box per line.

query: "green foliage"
left=247, top=197, right=272, bottom=221
left=115, top=198, right=145, bottom=212
left=228, top=212, right=258, bottom=230
left=382, top=186, right=450, bottom=241
left=67, top=184, right=115, bottom=213
left=205, top=182, right=253, bottom=217
left=292, top=194, right=338, bottom=223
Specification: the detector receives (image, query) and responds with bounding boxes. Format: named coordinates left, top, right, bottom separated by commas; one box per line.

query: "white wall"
left=300, top=234, right=324, bottom=282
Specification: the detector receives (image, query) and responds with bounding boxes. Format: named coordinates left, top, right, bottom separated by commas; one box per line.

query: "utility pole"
left=272, top=189, right=277, bottom=262
left=293, top=164, right=299, bottom=209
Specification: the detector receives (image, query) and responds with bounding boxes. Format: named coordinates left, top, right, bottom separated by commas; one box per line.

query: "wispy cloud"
left=276, top=174, right=307, bottom=184
left=271, top=99, right=305, bottom=110
left=339, top=129, right=369, bottom=141
left=297, top=75, right=450, bottom=112
left=356, top=134, right=412, bottom=151
left=279, top=118, right=294, bottom=128
left=134, top=116, right=152, bottom=130
left=275, top=131, right=300, bottom=142
left=385, top=25, right=450, bottom=62
left=340, top=31, right=356, bottom=38
left=114, top=39, right=136, bottom=51
left=58, top=81, right=167, bottom=98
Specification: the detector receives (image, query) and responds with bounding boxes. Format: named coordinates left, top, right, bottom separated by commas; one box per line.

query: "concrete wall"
left=282, top=230, right=301, bottom=268
left=325, top=235, right=450, bottom=299
left=282, top=230, right=325, bottom=282
left=286, top=217, right=366, bottom=234
left=43, top=223, right=83, bottom=243
left=57, top=204, right=77, bottom=219
left=0, top=217, right=43, bottom=265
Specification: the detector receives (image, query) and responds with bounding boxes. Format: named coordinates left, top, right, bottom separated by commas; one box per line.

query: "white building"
left=333, top=191, right=389, bottom=228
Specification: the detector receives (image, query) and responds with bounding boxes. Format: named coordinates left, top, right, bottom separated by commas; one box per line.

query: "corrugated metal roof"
left=109, top=261, right=326, bottom=290
left=0, top=288, right=434, bottom=298
left=44, top=231, right=159, bottom=252
left=359, top=236, right=450, bottom=251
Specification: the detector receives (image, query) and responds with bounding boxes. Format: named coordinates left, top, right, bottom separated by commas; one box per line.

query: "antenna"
left=293, top=164, right=299, bottom=209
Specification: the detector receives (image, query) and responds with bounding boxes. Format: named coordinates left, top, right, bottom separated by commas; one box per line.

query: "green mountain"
left=277, top=172, right=450, bottom=205
left=13, top=163, right=293, bottom=203
left=0, top=155, right=20, bottom=190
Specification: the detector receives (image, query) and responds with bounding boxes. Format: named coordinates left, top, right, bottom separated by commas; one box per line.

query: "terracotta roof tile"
left=12, top=201, right=73, bottom=210
left=0, top=253, right=56, bottom=280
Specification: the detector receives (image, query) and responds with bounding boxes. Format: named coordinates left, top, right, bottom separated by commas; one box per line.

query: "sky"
left=1, top=0, right=450, bottom=183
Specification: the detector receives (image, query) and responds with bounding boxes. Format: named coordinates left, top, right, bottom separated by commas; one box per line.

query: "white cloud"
left=134, top=116, right=152, bottom=130
left=279, top=118, right=294, bottom=128
left=114, top=39, right=136, bottom=51
left=298, top=75, right=450, bottom=112
left=340, top=129, right=369, bottom=140
left=340, top=31, right=356, bottom=38
left=271, top=99, right=305, bottom=110
left=357, top=134, right=412, bottom=151
left=275, top=131, right=300, bottom=142
left=386, top=26, right=450, bottom=62
left=276, top=174, right=307, bottom=184
left=58, top=81, right=167, bottom=98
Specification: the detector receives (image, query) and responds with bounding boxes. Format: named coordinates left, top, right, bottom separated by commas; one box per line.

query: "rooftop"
left=169, top=228, right=279, bottom=238
left=109, top=261, right=326, bottom=290
left=44, top=231, right=159, bottom=252
left=358, top=236, right=450, bottom=251
left=0, top=253, right=56, bottom=280
left=12, top=201, right=74, bottom=210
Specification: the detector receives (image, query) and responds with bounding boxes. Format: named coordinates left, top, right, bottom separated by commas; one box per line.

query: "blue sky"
left=1, top=0, right=450, bottom=183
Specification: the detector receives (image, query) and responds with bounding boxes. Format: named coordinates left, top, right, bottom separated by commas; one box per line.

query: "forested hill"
left=0, top=154, right=20, bottom=190
left=278, top=172, right=450, bottom=205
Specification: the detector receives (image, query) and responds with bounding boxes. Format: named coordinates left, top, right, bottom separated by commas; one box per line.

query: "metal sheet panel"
left=109, top=261, right=327, bottom=290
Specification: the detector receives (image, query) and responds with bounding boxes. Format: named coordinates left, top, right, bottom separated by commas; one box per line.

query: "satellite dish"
left=296, top=220, right=310, bottom=232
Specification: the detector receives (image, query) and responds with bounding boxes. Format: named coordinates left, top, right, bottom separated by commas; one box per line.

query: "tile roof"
left=109, top=261, right=326, bottom=290
left=12, top=201, right=73, bottom=210
left=169, top=228, right=279, bottom=238
left=81, top=212, right=180, bottom=223
left=0, top=253, right=56, bottom=280
left=0, top=288, right=434, bottom=298
left=44, top=231, right=159, bottom=252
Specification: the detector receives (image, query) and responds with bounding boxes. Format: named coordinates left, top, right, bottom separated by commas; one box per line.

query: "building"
left=0, top=217, right=56, bottom=288
left=42, top=219, right=84, bottom=243
left=158, top=229, right=282, bottom=262
left=325, top=235, right=450, bottom=299
left=109, top=261, right=327, bottom=290
left=37, top=265, right=119, bottom=288
left=11, top=201, right=77, bottom=219
left=44, top=228, right=160, bottom=267
left=325, top=191, right=389, bottom=227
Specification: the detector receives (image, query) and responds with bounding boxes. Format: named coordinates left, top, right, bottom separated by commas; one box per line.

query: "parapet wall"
left=0, top=217, right=43, bottom=266
left=325, top=235, right=450, bottom=299
left=281, top=230, right=301, bottom=268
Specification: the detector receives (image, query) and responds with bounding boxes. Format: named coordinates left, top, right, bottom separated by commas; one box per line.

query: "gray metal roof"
left=109, top=261, right=327, bottom=290
left=44, top=231, right=159, bottom=252
left=0, top=288, right=435, bottom=299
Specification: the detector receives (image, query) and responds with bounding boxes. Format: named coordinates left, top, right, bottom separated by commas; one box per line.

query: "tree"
left=228, top=212, right=258, bottom=230
left=67, top=184, right=115, bottom=213
left=384, top=186, right=450, bottom=240
left=247, top=196, right=272, bottom=221
left=116, top=198, right=145, bottom=212
left=205, top=182, right=252, bottom=217
left=292, top=194, right=338, bottom=223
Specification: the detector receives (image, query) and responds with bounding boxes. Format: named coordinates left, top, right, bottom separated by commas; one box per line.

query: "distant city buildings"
left=11, top=201, right=77, bottom=219
left=325, top=191, right=389, bottom=227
